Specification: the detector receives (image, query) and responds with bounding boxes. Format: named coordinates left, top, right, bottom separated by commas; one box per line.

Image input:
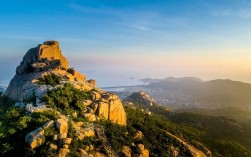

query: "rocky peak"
left=16, top=40, right=69, bottom=75
left=5, top=40, right=126, bottom=126
left=5, top=41, right=85, bottom=101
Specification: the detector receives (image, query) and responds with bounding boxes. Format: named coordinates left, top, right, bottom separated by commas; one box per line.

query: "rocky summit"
left=4, top=40, right=126, bottom=126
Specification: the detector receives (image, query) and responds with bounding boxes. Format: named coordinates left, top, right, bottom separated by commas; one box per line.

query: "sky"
left=1, top=0, right=251, bottom=87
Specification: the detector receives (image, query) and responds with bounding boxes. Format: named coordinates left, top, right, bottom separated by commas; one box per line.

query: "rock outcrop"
left=5, top=40, right=126, bottom=126
left=5, top=41, right=88, bottom=101
left=17, top=41, right=68, bottom=75
left=92, top=92, right=127, bottom=126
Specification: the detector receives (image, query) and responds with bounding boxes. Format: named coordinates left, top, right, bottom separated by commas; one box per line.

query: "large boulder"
left=56, top=119, right=68, bottom=134
left=25, top=127, right=45, bottom=149
left=93, top=92, right=127, bottom=126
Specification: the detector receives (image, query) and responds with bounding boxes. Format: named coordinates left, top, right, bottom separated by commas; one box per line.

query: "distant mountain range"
left=140, top=77, right=204, bottom=84
left=109, top=77, right=251, bottom=113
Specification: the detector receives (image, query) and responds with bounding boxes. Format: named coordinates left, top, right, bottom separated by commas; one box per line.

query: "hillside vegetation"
left=125, top=92, right=251, bottom=157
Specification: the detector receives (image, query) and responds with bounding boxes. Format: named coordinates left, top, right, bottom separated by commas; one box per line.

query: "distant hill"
left=140, top=77, right=203, bottom=84
left=146, top=78, right=251, bottom=110
left=163, top=77, right=204, bottom=82
left=123, top=92, right=251, bottom=157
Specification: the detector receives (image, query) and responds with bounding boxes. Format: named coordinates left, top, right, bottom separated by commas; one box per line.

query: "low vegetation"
left=0, top=94, right=58, bottom=156
left=40, top=83, right=91, bottom=115
left=36, top=73, right=62, bottom=87
left=131, top=99, right=251, bottom=157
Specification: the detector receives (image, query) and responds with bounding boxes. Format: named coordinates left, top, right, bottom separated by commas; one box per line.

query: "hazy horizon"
left=1, top=0, right=251, bottom=87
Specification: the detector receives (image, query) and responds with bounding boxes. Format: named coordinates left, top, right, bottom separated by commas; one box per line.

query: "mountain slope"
left=124, top=91, right=251, bottom=157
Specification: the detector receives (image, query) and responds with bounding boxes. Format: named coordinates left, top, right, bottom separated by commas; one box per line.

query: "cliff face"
left=4, top=41, right=126, bottom=126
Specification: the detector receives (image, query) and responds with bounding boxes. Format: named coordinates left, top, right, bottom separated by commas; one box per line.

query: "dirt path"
left=161, top=129, right=208, bottom=157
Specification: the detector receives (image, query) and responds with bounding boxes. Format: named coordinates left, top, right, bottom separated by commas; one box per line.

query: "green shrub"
left=36, top=73, right=61, bottom=87
left=40, top=83, right=91, bottom=114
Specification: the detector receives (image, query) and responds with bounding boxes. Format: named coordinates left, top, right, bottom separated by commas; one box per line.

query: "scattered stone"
left=122, top=146, right=131, bottom=157
left=78, top=148, right=89, bottom=156
left=54, top=134, right=58, bottom=141
left=90, top=151, right=106, bottom=157
left=136, top=144, right=149, bottom=157
left=56, top=119, right=68, bottom=134
left=89, top=144, right=94, bottom=151
left=84, top=146, right=90, bottom=152
left=136, top=144, right=145, bottom=154
left=77, top=133, right=85, bottom=141
left=62, top=138, right=72, bottom=145
left=50, top=143, right=58, bottom=150
left=72, top=111, right=78, bottom=118
left=170, top=146, right=179, bottom=157
left=134, top=131, right=143, bottom=140
left=140, top=149, right=149, bottom=157
left=83, top=100, right=93, bottom=106
left=76, top=121, right=84, bottom=127
left=58, top=148, right=70, bottom=157
left=83, top=127, right=95, bottom=137
left=83, top=113, right=97, bottom=122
